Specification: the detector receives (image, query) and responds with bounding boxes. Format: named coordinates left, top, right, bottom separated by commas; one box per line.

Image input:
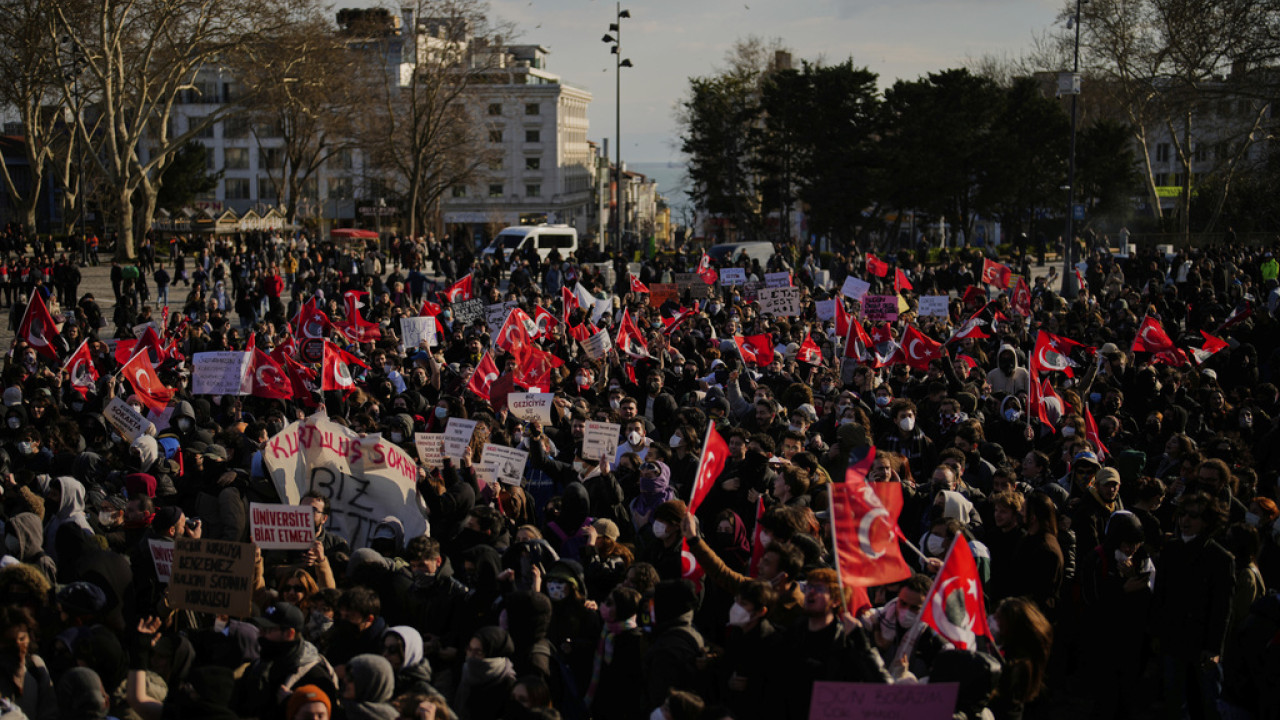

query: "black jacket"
left=1152, top=534, right=1236, bottom=660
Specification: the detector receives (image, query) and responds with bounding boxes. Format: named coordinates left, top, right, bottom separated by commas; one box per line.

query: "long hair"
left=994, top=597, right=1053, bottom=703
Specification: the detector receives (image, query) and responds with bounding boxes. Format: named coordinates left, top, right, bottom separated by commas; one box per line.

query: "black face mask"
left=257, top=637, right=298, bottom=661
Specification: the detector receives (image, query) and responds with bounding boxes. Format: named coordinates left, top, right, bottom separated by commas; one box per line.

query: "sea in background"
left=628, top=161, right=691, bottom=223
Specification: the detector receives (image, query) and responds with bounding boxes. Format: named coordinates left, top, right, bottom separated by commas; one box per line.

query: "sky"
left=350, top=0, right=1064, bottom=163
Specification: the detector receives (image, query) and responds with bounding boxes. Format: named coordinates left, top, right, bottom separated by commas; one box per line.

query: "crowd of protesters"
left=0, top=225, right=1276, bottom=720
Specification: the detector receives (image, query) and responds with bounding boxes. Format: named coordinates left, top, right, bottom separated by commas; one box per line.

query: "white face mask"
left=98, top=511, right=119, bottom=528
left=1245, top=511, right=1261, bottom=527
left=650, top=708, right=666, bottom=720
left=788, top=423, right=804, bottom=433
left=628, top=431, right=643, bottom=446
left=5, top=417, right=18, bottom=429
left=609, top=399, right=621, bottom=410
left=1180, top=532, right=1198, bottom=543
left=576, top=375, right=589, bottom=387
left=758, top=530, right=773, bottom=548
left=925, top=533, right=945, bottom=555
left=898, top=416, right=915, bottom=432
left=898, top=605, right=919, bottom=628
left=651, top=520, right=669, bottom=539
left=390, top=432, right=403, bottom=443
left=17, top=442, right=33, bottom=456
left=727, top=602, right=752, bottom=627
left=1113, top=548, right=1130, bottom=565
left=546, top=581, right=568, bottom=601
left=435, top=407, right=448, bottom=419
left=1004, top=409, right=1021, bottom=422
left=669, top=434, right=682, bottom=448
left=1061, top=426, right=1077, bottom=437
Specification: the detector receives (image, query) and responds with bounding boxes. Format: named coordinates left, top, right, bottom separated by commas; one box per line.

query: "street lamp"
left=59, top=35, right=88, bottom=258
left=602, top=4, right=631, bottom=255
left=1060, top=0, right=1086, bottom=299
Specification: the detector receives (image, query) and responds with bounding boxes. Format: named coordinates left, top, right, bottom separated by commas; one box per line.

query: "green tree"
left=1076, top=118, right=1139, bottom=223
left=155, top=142, right=219, bottom=214
left=982, top=76, right=1070, bottom=237
left=679, top=70, right=765, bottom=241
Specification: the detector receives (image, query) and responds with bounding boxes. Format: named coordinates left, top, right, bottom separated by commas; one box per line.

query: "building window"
left=259, top=147, right=285, bottom=170
left=525, top=184, right=541, bottom=197
left=488, top=158, right=504, bottom=171
left=525, top=157, right=541, bottom=170
left=225, top=178, right=251, bottom=200
left=1194, top=145, right=1208, bottom=163
left=525, top=129, right=540, bottom=143
left=489, top=129, right=503, bottom=143
left=488, top=103, right=502, bottom=116
left=258, top=176, right=278, bottom=200
left=328, top=149, right=354, bottom=170
left=1156, top=143, right=1170, bottom=163
left=452, top=185, right=467, bottom=198
left=191, top=118, right=214, bottom=139
left=525, top=103, right=540, bottom=115
left=488, top=184, right=504, bottom=198
left=328, top=177, right=352, bottom=200
left=223, top=117, right=250, bottom=139
left=225, top=148, right=249, bottom=170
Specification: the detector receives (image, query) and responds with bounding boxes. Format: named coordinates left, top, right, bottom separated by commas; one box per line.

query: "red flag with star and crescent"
left=467, top=352, right=501, bottom=401
left=981, top=258, right=1012, bottom=288
left=1033, top=331, right=1089, bottom=378
left=1132, top=316, right=1177, bottom=354
left=249, top=348, right=292, bottom=400
left=919, top=536, right=997, bottom=650
left=697, top=252, right=718, bottom=284
left=561, top=286, right=580, bottom=324
left=688, top=421, right=729, bottom=515
left=901, top=325, right=943, bottom=371
left=629, top=274, right=650, bottom=294
left=445, top=275, right=474, bottom=303
left=829, top=448, right=912, bottom=592
left=894, top=267, right=913, bottom=294
left=865, top=253, right=889, bottom=278
left=63, top=339, right=98, bottom=399
left=798, top=334, right=824, bottom=365
left=18, top=291, right=59, bottom=360
left=120, top=350, right=175, bottom=413
left=1012, top=275, right=1032, bottom=317
left=321, top=341, right=367, bottom=392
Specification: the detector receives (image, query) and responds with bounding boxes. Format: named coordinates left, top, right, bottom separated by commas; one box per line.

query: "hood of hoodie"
left=8, top=512, right=45, bottom=561
left=170, top=400, right=196, bottom=425
left=371, top=516, right=405, bottom=551
left=940, top=490, right=974, bottom=523
left=995, top=343, right=1020, bottom=371
left=131, top=435, right=159, bottom=474
left=346, top=653, right=396, bottom=703
left=55, top=476, right=87, bottom=519
left=385, top=626, right=424, bottom=669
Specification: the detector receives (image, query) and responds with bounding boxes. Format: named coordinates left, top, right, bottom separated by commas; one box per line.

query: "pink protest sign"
left=809, top=682, right=958, bottom=720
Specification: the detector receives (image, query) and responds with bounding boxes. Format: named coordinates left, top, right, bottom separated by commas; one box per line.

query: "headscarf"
left=55, top=667, right=108, bottom=720
left=628, top=461, right=673, bottom=525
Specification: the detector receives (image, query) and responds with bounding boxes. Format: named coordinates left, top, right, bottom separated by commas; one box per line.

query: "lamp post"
left=1060, top=0, right=1085, bottom=299
left=602, top=4, right=631, bottom=255
left=59, top=36, right=87, bottom=256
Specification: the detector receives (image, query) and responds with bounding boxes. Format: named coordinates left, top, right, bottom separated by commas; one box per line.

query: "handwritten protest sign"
left=649, top=283, right=679, bottom=308
left=508, top=393, right=554, bottom=424
left=170, top=539, right=255, bottom=616
left=415, top=432, right=444, bottom=468
left=443, top=418, right=478, bottom=460
left=918, top=295, right=951, bottom=318
left=582, top=421, right=620, bottom=463
left=765, top=271, right=792, bottom=288
left=451, top=298, right=485, bottom=326
left=583, top=329, right=613, bottom=361
left=759, top=287, right=802, bottom=316
left=149, top=539, right=174, bottom=584
left=262, top=413, right=428, bottom=548
left=719, top=268, right=747, bottom=286
left=104, top=397, right=151, bottom=442
left=400, top=317, right=437, bottom=350
left=808, top=682, right=958, bottom=720
left=193, top=352, right=252, bottom=395
left=841, top=276, right=871, bottom=300
left=249, top=503, right=316, bottom=550
left=815, top=300, right=837, bottom=322
left=863, top=294, right=900, bottom=322
left=486, top=301, right=518, bottom=335
left=479, top=443, right=529, bottom=485
left=674, top=273, right=712, bottom=299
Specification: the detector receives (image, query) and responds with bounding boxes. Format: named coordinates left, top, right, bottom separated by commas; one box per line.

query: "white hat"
left=2, top=387, right=22, bottom=408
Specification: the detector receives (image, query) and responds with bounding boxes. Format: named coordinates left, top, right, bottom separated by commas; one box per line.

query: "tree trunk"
left=113, top=187, right=136, bottom=261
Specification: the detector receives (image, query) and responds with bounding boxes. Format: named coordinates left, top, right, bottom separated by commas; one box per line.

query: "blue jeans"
left=1162, top=655, right=1223, bottom=720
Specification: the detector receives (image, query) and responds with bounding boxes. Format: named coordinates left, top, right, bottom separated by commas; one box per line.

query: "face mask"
left=728, top=602, right=753, bottom=627
left=6, top=417, right=18, bottom=429
left=1113, top=548, right=1130, bottom=565
left=925, top=533, right=946, bottom=555
left=758, top=530, right=773, bottom=548
left=788, top=423, right=804, bottom=433
left=609, top=398, right=621, bottom=411
left=668, top=434, right=681, bottom=448
left=647, top=382, right=661, bottom=393
left=98, top=511, right=120, bottom=528
left=573, top=461, right=587, bottom=475
left=628, top=431, right=643, bottom=446
left=651, top=521, right=669, bottom=539
left=17, top=442, right=33, bottom=456
left=576, top=375, right=589, bottom=387
left=1004, top=409, right=1021, bottom=422
left=1245, top=511, right=1261, bottom=527
left=390, top=432, right=403, bottom=443
left=650, top=708, right=666, bottom=720
left=1180, top=532, right=1198, bottom=543
left=513, top=431, right=523, bottom=445
left=546, top=581, right=568, bottom=601
left=898, top=605, right=919, bottom=628
left=1061, top=426, right=1076, bottom=437
left=435, top=407, right=448, bottom=419
left=876, top=396, right=891, bottom=407
left=383, top=364, right=394, bottom=375
left=110, top=432, right=122, bottom=444
left=898, top=417, right=915, bottom=432
left=71, top=401, right=84, bottom=412
left=1241, top=416, right=1253, bottom=428
left=1089, top=393, right=1102, bottom=404
left=130, top=404, right=144, bottom=415
left=820, top=383, right=834, bottom=393
left=176, top=418, right=193, bottom=432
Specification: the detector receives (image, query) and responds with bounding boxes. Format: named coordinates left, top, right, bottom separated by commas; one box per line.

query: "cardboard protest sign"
left=262, top=413, right=428, bottom=548
left=415, top=433, right=444, bottom=468
left=479, top=443, right=529, bottom=485
left=719, top=268, right=747, bottom=286
left=443, top=418, right=478, bottom=460
left=149, top=539, right=174, bottom=584
left=759, top=287, right=803, bottom=316
left=592, top=297, right=612, bottom=325
left=583, top=329, right=613, bottom=361
left=400, top=317, right=437, bottom=350
left=192, top=352, right=252, bottom=395
left=765, top=271, right=792, bottom=288
left=104, top=397, right=151, bottom=442
left=582, top=421, right=620, bottom=463
left=863, top=295, right=900, bottom=322
left=249, top=503, right=316, bottom=550
left=451, top=298, right=485, bottom=325
left=808, top=682, right=958, bottom=720
left=674, top=273, right=712, bottom=299
left=918, top=295, right=951, bottom=318
left=815, top=300, right=837, bottom=322
left=486, top=301, right=518, bottom=335
left=649, top=283, right=679, bottom=308
left=170, top=538, right=255, bottom=616
left=508, top=392, right=554, bottom=424
left=841, top=276, right=871, bottom=300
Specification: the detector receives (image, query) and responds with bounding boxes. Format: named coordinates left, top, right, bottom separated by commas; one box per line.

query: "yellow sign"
left=1155, top=186, right=1183, bottom=198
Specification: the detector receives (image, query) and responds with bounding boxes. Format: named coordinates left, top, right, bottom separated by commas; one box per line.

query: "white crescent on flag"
left=334, top=361, right=353, bottom=388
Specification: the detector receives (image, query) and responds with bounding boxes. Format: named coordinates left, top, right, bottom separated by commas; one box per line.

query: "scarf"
left=584, top=617, right=638, bottom=706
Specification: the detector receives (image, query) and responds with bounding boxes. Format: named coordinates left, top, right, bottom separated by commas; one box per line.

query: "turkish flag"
left=748, top=495, right=767, bottom=576
left=531, top=306, right=560, bottom=339
left=17, top=291, right=58, bottom=360
left=834, top=298, right=851, bottom=338
left=561, top=286, right=580, bottom=323
left=249, top=348, right=292, bottom=399
left=797, top=334, right=824, bottom=365
left=276, top=351, right=318, bottom=405
left=293, top=299, right=330, bottom=340
left=843, top=316, right=878, bottom=366
left=697, top=252, right=718, bottom=284
left=1132, top=316, right=1177, bottom=354
left=681, top=538, right=706, bottom=593
left=629, top=274, right=650, bottom=294
left=514, top=347, right=562, bottom=391
left=120, top=350, right=175, bottom=413
left=900, top=325, right=942, bottom=371
left=115, top=326, right=168, bottom=366
left=338, top=292, right=382, bottom=342
left=617, top=309, right=649, bottom=358
left=63, top=339, right=99, bottom=399
left=567, top=323, right=594, bottom=343
left=734, top=333, right=773, bottom=368
left=946, top=318, right=990, bottom=345
left=981, top=258, right=1012, bottom=288
left=865, top=253, right=889, bottom=278
left=1084, top=405, right=1108, bottom=460
left=495, top=308, right=535, bottom=362
left=662, top=307, right=696, bottom=335
left=1188, top=330, right=1228, bottom=366
left=445, top=275, right=473, bottom=303
left=688, top=421, right=729, bottom=514
left=920, top=536, right=996, bottom=650
left=468, top=352, right=501, bottom=400
left=1033, top=331, right=1089, bottom=377
left=1028, top=354, right=1063, bottom=430
left=830, top=449, right=912, bottom=590
left=321, top=341, right=367, bottom=392
left=1012, top=275, right=1032, bottom=317
left=894, top=267, right=913, bottom=293
left=419, top=299, right=442, bottom=317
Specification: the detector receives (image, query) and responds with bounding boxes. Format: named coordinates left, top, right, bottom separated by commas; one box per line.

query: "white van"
left=483, top=225, right=578, bottom=263
left=707, top=241, right=775, bottom=267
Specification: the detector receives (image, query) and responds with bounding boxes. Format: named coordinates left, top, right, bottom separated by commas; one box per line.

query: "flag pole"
left=687, top=419, right=714, bottom=510
left=61, top=338, right=90, bottom=373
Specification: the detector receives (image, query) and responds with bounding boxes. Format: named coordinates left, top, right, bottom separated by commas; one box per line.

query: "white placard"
left=149, top=538, right=174, bottom=584
left=105, top=397, right=151, bottom=442
left=583, top=329, right=613, bottom=360
left=192, top=351, right=252, bottom=395
left=816, top=300, right=837, bottom=322
left=582, top=421, right=621, bottom=463
left=841, top=276, right=871, bottom=300
left=400, top=317, right=437, bottom=350
left=764, top=272, right=792, bottom=288
left=918, top=295, right=951, bottom=318
left=146, top=406, right=174, bottom=434
left=719, top=268, right=747, bottom=286
left=508, top=392, right=554, bottom=424
left=262, top=413, right=429, bottom=548
left=249, top=502, right=316, bottom=550
left=132, top=321, right=161, bottom=339
left=479, top=443, right=530, bottom=486
left=592, top=297, right=612, bottom=325
left=443, top=417, right=478, bottom=460
left=415, top=432, right=444, bottom=468
left=486, top=301, right=518, bottom=335
left=759, top=287, right=803, bottom=316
